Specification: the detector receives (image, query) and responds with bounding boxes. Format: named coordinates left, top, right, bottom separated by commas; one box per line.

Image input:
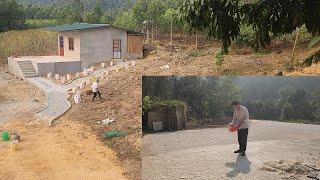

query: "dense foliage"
left=0, top=0, right=25, bottom=32
left=143, top=76, right=241, bottom=119
left=2, top=0, right=320, bottom=54
left=143, top=77, right=320, bottom=123
left=180, top=0, right=320, bottom=53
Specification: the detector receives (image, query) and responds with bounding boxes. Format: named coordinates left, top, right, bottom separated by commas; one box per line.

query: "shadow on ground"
left=225, top=155, right=252, bottom=178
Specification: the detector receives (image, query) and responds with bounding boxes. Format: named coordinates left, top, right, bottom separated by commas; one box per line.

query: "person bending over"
left=91, top=79, right=102, bottom=101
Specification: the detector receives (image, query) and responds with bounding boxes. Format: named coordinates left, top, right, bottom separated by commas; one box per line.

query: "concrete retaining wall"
left=8, top=57, right=24, bottom=79
left=36, top=61, right=81, bottom=77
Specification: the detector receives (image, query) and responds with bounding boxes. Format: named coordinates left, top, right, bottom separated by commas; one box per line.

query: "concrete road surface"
left=142, top=120, right=320, bottom=180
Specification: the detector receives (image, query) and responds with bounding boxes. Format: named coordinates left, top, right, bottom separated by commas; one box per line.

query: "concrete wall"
left=36, top=61, right=81, bottom=77
left=79, top=27, right=128, bottom=68
left=8, top=57, right=24, bottom=79
left=147, top=110, right=169, bottom=131
left=59, top=32, right=81, bottom=60
left=147, top=106, right=187, bottom=131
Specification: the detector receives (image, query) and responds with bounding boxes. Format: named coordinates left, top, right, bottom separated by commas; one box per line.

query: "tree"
left=57, top=0, right=84, bottom=24
left=84, top=1, right=104, bottom=23
left=180, top=0, right=241, bottom=53
left=0, top=0, right=26, bottom=32
left=241, top=0, right=305, bottom=51
left=113, top=11, right=138, bottom=30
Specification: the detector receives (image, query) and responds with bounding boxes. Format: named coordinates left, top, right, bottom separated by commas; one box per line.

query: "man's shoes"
left=234, top=150, right=241, bottom=153
left=240, top=152, right=246, bottom=156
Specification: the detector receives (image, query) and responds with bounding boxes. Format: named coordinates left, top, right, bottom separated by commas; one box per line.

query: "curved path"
left=27, top=77, right=70, bottom=125
left=26, top=62, right=128, bottom=125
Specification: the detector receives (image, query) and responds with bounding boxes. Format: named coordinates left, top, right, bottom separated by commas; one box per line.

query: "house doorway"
left=59, top=36, right=64, bottom=56
left=113, top=39, right=121, bottom=59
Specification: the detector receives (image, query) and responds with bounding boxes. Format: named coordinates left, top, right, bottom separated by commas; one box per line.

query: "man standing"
left=91, top=79, right=102, bottom=101
left=231, top=101, right=249, bottom=156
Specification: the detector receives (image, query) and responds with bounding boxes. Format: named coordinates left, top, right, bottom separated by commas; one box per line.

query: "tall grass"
left=0, top=29, right=58, bottom=63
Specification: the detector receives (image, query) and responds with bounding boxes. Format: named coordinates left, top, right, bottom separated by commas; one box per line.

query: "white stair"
left=18, top=61, right=38, bottom=78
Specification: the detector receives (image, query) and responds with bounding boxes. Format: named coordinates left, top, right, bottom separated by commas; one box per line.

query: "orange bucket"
left=229, top=125, right=238, bottom=132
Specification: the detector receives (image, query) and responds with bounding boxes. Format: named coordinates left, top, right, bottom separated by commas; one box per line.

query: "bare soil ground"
left=0, top=64, right=127, bottom=180
left=137, top=40, right=320, bottom=76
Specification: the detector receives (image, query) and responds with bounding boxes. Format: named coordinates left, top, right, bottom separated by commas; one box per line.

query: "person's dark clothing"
left=237, top=128, right=248, bottom=152
left=92, top=91, right=101, bottom=101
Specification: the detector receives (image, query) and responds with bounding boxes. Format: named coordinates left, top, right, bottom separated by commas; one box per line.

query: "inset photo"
left=142, top=76, right=320, bottom=180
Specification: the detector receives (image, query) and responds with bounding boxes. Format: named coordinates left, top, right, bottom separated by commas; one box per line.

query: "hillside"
left=17, top=0, right=136, bottom=10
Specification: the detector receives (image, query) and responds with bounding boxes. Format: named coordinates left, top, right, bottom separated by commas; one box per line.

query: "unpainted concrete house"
left=8, top=23, right=144, bottom=78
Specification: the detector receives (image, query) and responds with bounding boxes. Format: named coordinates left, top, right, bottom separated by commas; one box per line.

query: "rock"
left=274, top=70, right=284, bottom=76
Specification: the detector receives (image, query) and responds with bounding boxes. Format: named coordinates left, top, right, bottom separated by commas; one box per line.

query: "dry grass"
left=65, top=68, right=142, bottom=180
left=0, top=29, right=57, bottom=63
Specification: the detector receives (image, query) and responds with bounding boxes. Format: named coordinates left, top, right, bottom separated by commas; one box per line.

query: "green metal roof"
left=47, top=23, right=108, bottom=32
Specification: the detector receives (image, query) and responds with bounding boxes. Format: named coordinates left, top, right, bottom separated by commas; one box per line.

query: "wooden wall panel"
left=127, top=35, right=143, bottom=53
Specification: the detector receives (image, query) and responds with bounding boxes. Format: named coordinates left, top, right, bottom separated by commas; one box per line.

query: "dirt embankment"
left=137, top=41, right=319, bottom=76
left=65, top=67, right=143, bottom=179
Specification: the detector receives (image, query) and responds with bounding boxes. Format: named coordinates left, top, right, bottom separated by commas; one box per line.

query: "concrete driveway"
left=142, top=120, right=320, bottom=180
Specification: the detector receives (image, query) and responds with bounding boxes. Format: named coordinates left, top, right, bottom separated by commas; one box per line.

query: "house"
left=8, top=23, right=144, bottom=79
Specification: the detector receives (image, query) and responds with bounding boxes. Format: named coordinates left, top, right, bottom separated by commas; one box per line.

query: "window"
left=68, top=37, right=74, bottom=51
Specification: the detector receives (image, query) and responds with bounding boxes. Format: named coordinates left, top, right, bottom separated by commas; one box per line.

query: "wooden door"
left=113, top=39, right=121, bottom=59
left=59, top=36, right=64, bottom=56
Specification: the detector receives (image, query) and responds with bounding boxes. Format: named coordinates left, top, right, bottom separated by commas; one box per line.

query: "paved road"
left=142, top=120, right=320, bottom=180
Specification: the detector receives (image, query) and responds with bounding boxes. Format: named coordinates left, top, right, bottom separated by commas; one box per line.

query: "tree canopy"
left=180, top=0, right=320, bottom=53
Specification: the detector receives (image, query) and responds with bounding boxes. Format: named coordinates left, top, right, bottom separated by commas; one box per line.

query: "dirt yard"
left=0, top=64, right=127, bottom=180
left=142, top=120, right=320, bottom=180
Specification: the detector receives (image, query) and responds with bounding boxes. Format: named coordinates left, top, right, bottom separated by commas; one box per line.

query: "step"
left=21, top=67, right=36, bottom=71
left=18, top=60, right=38, bottom=78
left=24, top=74, right=38, bottom=78
left=18, top=62, right=33, bottom=65
left=22, top=71, right=37, bottom=74
left=22, top=72, right=37, bottom=75
left=19, top=64, right=34, bottom=67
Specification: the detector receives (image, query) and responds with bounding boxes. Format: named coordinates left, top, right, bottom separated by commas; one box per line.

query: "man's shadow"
left=225, top=155, right=252, bottom=178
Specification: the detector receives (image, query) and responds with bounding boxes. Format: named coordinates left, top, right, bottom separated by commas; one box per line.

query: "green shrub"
left=215, top=50, right=224, bottom=66
left=234, top=23, right=255, bottom=48
left=274, top=25, right=312, bottom=44
left=142, top=96, right=153, bottom=115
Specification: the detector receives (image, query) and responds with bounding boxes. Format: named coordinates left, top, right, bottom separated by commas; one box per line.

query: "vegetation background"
left=142, top=76, right=320, bottom=125
left=1, top=0, right=320, bottom=69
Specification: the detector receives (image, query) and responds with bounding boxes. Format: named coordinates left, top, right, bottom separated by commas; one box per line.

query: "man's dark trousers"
left=92, top=91, right=101, bottom=101
left=237, top=128, right=248, bottom=152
